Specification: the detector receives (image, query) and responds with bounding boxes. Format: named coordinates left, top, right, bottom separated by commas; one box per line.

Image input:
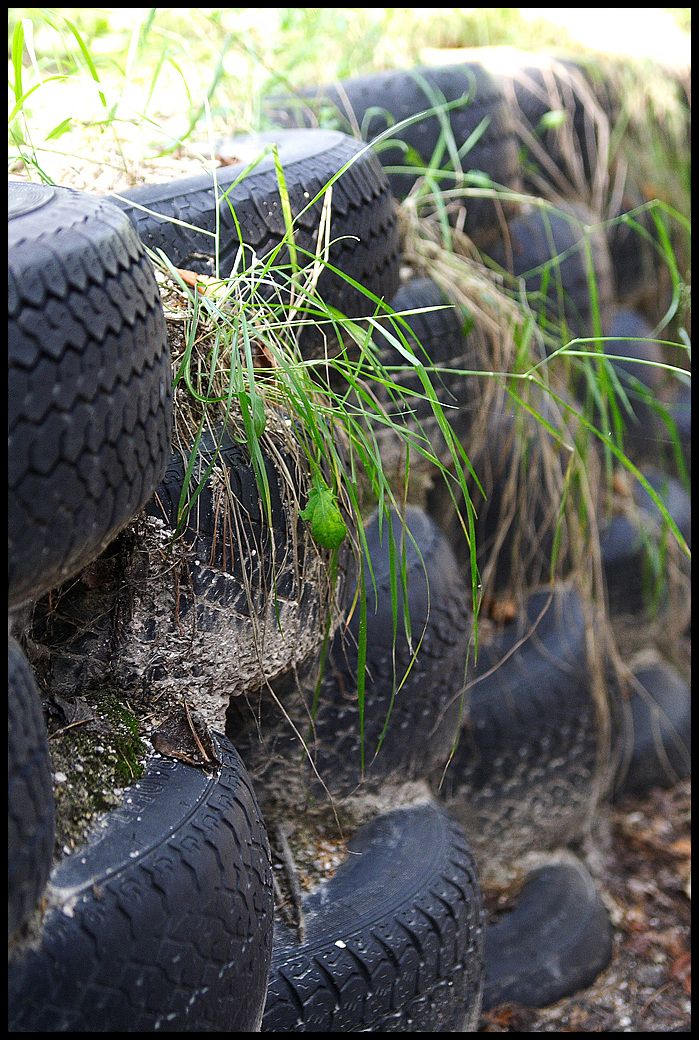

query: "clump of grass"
left=141, top=159, right=491, bottom=773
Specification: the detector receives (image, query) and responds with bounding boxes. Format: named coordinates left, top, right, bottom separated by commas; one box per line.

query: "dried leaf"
left=215, top=153, right=242, bottom=167
left=669, top=837, right=691, bottom=858
left=174, top=268, right=219, bottom=294
left=52, top=693, right=96, bottom=727
left=150, top=704, right=220, bottom=770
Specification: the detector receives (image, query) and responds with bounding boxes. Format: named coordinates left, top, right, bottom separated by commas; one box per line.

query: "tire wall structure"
left=263, top=801, right=485, bottom=1033
left=227, top=505, right=471, bottom=801
left=8, top=45, right=689, bottom=1031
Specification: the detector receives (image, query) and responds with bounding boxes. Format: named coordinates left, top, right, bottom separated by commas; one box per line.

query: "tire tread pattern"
left=263, top=803, right=484, bottom=1032
left=113, top=131, right=400, bottom=338
left=8, top=637, right=55, bottom=939
left=8, top=184, right=172, bottom=607
left=8, top=732, right=274, bottom=1032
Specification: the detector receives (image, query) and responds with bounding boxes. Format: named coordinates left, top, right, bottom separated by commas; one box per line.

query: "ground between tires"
left=479, top=780, right=690, bottom=1033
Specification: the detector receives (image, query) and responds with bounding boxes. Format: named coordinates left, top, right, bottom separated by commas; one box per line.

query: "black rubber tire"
left=607, top=180, right=669, bottom=311
left=483, top=858, right=613, bottom=1009
left=427, top=394, right=568, bottom=595
left=265, top=65, right=521, bottom=236
left=502, top=56, right=615, bottom=191
left=484, top=201, right=615, bottom=339
left=8, top=730, right=274, bottom=1032
left=612, top=659, right=691, bottom=800
left=144, top=425, right=306, bottom=612
left=131, top=425, right=334, bottom=705
left=112, top=129, right=400, bottom=344
left=434, top=585, right=602, bottom=871
left=227, top=504, right=471, bottom=798
left=605, top=309, right=665, bottom=391
left=262, top=800, right=484, bottom=1032
left=375, top=277, right=481, bottom=460
left=8, top=637, right=55, bottom=940
left=589, top=309, right=665, bottom=464
left=8, top=181, right=172, bottom=610
left=631, top=467, right=691, bottom=544
left=600, top=467, right=691, bottom=618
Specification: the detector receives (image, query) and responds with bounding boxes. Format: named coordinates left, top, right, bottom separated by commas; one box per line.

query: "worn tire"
left=484, top=201, right=614, bottom=339
left=263, top=800, right=484, bottom=1032
left=502, top=54, right=614, bottom=192
left=8, top=181, right=172, bottom=610
left=434, top=585, right=603, bottom=875
left=113, top=129, right=400, bottom=345
left=600, top=467, right=691, bottom=618
left=612, top=659, right=691, bottom=800
left=427, top=392, right=570, bottom=595
left=607, top=181, right=670, bottom=312
left=128, top=424, right=338, bottom=708
left=8, top=637, right=55, bottom=940
left=483, top=857, right=613, bottom=1009
left=228, top=504, right=470, bottom=799
left=605, top=309, right=665, bottom=391
left=374, top=277, right=481, bottom=465
left=8, top=731, right=274, bottom=1032
left=265, top=65, right=521, bottom=236
left=590, top=309, right=665, bottom=464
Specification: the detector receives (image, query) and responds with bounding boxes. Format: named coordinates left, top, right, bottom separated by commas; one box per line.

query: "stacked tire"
left=11, top=128, right=484, bottom=1033
left=8, top=729, right=276, bottom=1032
left=8, top=43, right=689, bottom=1032
left=8, top=180, right=279, bottom=1031
left=265, top=63, right=522, bottom=238
left=262, top=51, right=689, bottom=1020
left=8, top=182, right=173, bottom=611
left=228, top=505, right=486, bottom=1031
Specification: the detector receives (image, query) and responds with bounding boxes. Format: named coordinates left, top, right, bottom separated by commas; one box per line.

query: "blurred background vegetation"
left=7, top=8, right=691, bottom=198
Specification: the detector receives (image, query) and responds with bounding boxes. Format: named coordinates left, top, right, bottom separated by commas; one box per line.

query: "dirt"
left=480, top=780, right=691, bottom=1033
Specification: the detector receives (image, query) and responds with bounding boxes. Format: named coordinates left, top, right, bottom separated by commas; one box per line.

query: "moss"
left=47, top=688, right=147, bottom=860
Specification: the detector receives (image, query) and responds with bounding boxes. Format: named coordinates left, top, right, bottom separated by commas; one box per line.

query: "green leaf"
left=64, top=18, right=108, bottom=109
left=46, top=117, right=73, bottom=141
left=300, top=483, right=347, bottom=549
left=272, top=142, right=297, bottom=273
